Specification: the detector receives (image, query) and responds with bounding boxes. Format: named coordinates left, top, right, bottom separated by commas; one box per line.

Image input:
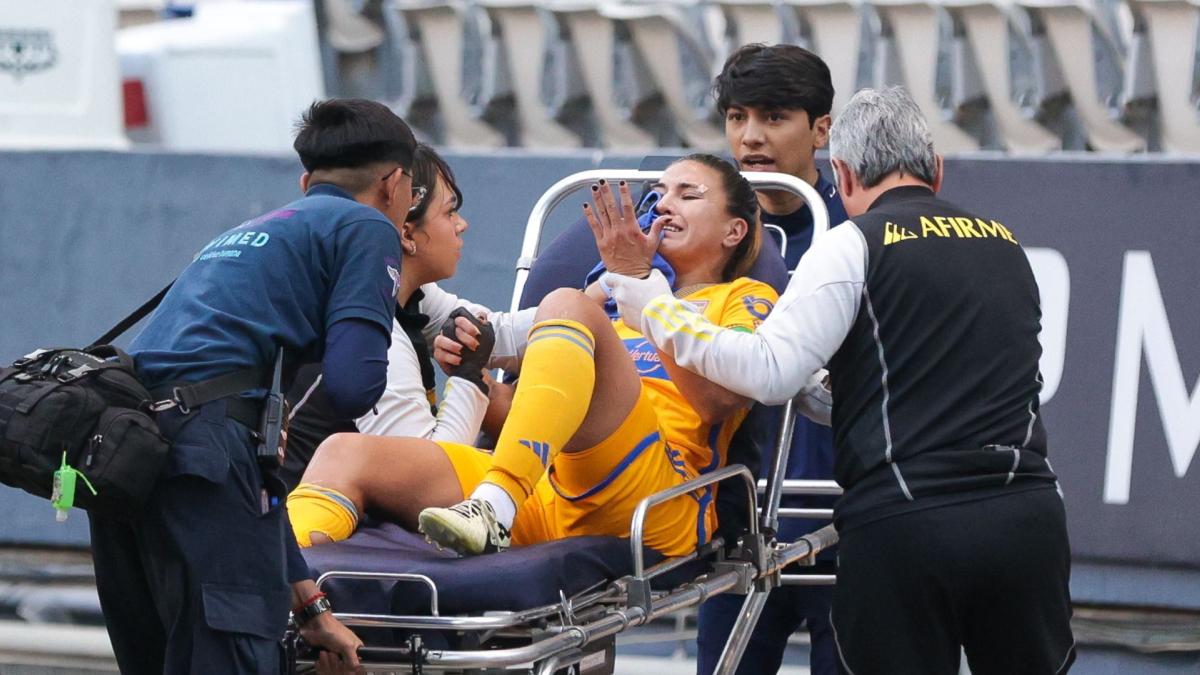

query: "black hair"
left=713, top=44, right=834, bottom=127
left=293, top=98, right=417, bottom=173
left=673, top=153, right=761, bottom=281
left=406, top=143, right=465, bottom=225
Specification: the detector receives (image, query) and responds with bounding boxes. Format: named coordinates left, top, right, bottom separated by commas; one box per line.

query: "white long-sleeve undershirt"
left=355, top=283, right=534, bottom=442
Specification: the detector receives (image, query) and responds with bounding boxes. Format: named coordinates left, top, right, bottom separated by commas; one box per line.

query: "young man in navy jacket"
left=696, top=43, right=848, bottom=675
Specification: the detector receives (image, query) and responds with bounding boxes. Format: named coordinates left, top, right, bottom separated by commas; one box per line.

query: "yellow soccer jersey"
left=612, top=277, right=778, bottom=475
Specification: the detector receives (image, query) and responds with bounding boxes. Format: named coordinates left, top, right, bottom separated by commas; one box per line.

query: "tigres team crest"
left=742, top=296, right=774, bottom=321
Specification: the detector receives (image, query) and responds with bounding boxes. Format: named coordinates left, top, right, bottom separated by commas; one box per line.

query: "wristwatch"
left=294, top=594, right=332, bottom=626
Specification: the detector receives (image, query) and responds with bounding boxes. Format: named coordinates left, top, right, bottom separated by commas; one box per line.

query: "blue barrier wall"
left=0, top=150, right=1198, bottom=609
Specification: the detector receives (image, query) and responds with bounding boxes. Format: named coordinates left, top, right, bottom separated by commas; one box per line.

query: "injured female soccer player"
left=288, top=154, right=779, bottom=559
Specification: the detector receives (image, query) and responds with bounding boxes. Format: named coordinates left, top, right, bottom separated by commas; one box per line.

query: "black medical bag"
left=0, top=282, right=182, bottom=519
left=0, top=281, right=269, bottom=520
left=0, top=345, right=168, bottom=518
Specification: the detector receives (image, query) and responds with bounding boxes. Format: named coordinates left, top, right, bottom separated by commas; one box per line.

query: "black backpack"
left=0, top=283, right=263, bottom=521
left=0, top=345, right=168, bottom=519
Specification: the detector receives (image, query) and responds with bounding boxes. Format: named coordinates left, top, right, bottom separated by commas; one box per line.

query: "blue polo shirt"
left=761, top=169, right=847, bottom=545
left=130, top=183, right=402, bottom=390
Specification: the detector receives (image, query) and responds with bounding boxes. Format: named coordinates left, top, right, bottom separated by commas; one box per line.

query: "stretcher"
left=293, top=169, right=842, bottom=674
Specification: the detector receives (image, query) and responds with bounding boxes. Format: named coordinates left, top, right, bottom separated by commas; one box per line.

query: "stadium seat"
left=378, top=0, right=426, bottom=123
left=1115, top=1, right=1157, bottom=108
left=479, top=0, right=584, bottom=147
left=322, top=0, right=386, bottom=53
left=598, top=0, right=727, bottom=149
left=719, top=0, right=787, bottom=47
left=548, top=0, right=659, bottom=148
left=1129, top=0, right=1200, bottom=152
left=781, top=0, right=866, bottom=116
left=393, top=0, right=507, bottom=146
left=1017, top=0, right=1146, bottom=151
left=871, top=0, right=983, bottom=151
left=941, top=0, right=1062, bottom=152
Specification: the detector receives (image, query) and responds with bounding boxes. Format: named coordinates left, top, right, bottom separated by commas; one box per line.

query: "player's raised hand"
left=583, top=178, right=663, bottom=279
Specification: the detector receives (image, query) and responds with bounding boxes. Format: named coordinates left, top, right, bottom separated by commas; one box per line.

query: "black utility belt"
left=151, top=387, right=262, bottom=431
left=151, top=351, right=285, bottom=471
left=226, top=397, right=263, bottom=430
left=152, top=388, right=287, bottom=473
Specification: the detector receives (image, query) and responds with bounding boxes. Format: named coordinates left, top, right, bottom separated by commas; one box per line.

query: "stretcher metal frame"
left=297, top=170, right=843, bottom=674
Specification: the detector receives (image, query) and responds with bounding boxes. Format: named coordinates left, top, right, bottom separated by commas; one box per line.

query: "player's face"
left=652, top=161, right=742, bottom=276
left=409, top=172, right=468, bottom=282
left=725, top=105, right=828, bottom=181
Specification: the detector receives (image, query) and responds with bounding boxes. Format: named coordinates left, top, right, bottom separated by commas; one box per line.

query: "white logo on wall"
left=1030, top=248, right=1198, bottom=506
left=0, top=29, right=58, bottom=81
left=1104, top=252, right=1200, bottom=504
left=1027, top=248, right=1070, bottom=404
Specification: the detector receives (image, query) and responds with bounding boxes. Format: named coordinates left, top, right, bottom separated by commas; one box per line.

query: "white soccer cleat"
left=418, top=498, right=512, bottom=556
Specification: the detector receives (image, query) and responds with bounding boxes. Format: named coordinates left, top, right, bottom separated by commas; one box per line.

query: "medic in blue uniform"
left=87, top=99, right=419, bottom=674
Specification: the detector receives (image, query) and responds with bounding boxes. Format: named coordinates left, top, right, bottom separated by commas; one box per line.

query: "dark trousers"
left=831, top=488, right=1076, bottom=675
left=697, top=580, right=836, bottom=675
left=89, top=401, right=293, bottom=674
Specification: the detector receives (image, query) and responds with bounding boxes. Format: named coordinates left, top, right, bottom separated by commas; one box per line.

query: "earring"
left=406, top=242, right=418, bottom=255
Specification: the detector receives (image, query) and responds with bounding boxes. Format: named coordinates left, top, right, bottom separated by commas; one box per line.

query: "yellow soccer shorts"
left=436, top=385, right=715, bottom=558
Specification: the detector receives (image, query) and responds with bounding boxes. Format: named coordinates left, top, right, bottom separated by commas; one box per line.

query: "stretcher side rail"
left=757, top=478, right=843, bottom=496
left=757, top=479, right=842, bottom=589
left=774, top=524, right=839, bottom=572
left=759, top=478, right=841, bottom=531
left=314, top=571, right=441, bottom=614
left=318, top=580, right=602, bottom=632
left=778, top=507, right=833, bottom=518
left=629, top=463, right=759, bottom=578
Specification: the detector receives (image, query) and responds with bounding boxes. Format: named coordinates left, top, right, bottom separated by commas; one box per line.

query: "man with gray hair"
left=603, top=87, right=1075, bottom=674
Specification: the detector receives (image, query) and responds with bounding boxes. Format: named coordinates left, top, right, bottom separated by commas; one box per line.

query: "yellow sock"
left=481, top=319, right=597, bottom=509
left=286, top=483, right=359, bottom=547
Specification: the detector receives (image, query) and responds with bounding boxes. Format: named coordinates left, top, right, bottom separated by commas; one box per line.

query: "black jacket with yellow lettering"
left=827, top=186, right=1060, bottom=531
